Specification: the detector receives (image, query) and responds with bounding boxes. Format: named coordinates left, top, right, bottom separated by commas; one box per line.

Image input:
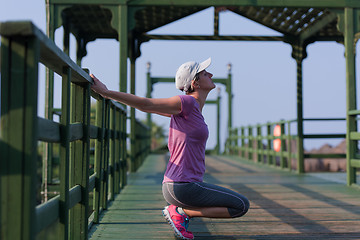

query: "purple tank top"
left=163, top=95, right=209, bottom=183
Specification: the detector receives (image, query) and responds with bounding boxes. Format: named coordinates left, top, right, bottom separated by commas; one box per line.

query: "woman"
left=91, top=58, right=249, bottom=240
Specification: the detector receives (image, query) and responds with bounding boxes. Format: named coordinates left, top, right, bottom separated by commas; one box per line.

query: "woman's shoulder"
left=176, top=95, right=196, bottom=116
left=178, top=94, right=196, bottom=102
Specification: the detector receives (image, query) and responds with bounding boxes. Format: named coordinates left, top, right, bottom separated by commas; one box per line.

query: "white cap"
left=175, top=58, right=211, bottom=92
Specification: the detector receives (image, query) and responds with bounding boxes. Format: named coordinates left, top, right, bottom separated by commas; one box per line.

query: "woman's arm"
left=91, top=74, right=181, bottom=117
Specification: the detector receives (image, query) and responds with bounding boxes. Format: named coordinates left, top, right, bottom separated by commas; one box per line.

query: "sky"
left=1, top=0, right=359, bottom=151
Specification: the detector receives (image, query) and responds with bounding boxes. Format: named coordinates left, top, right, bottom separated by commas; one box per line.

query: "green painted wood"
left=280, top=123, right=286, bottom=168
left=1, top=20, right=149, bottom=239
left=0, top=34, right=39, bottom=240
left=266, top=124, right=272, bottom=165
left=216, top=94, right=220, bottom=154
left=0, top=21, right=92, bottom=84
left=93, top=100, right=105, bottom=223
left=89, top=154, right=360, bottom=239
left=294, top=43, right=305, bottom=174
left=304, top=133, right=346, bottom=138
left=36, top=195, right=60, bottom=234
left=119, top=5, right=128, bottom=93
left=59, top=67, right=71, bottom=240
left=256, top=125, right=262, bottom=163
left=23, top=37, right=41, bottom=240
left=70, top=82, right=91, bottom=239
left=304, top=153, right=347, bottom=159
left=114, top=110, right=121, bottom=194
left=130, top=58, right=137, bottom=173
left=120, top=110, right=127, bottom=188
left=102, top=100, right=111, bottom=210
left=344, top=8, right=358, bottom=186
left=109, top=106, right=115, bottom=200
left=44, top=15, right=55, bottom=189
left=145, top=34, right=283, bottom=41
left=48, top=0, right=360, bottom=8
left=38, top=117, right=61, bottom=142
left=350, top=159, right=360, bottom=168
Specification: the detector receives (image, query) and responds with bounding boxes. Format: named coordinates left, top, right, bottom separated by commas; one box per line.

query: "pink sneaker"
left=162, top=205, right=194, bottom=240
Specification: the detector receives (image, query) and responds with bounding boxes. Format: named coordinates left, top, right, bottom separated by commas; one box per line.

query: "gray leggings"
left=162, top=182, right=249, bottom=218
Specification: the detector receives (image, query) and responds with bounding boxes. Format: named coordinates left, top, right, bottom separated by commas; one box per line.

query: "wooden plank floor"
left=89, top=154, right=360, bottom=239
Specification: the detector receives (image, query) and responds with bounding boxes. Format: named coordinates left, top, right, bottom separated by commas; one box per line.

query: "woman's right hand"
left=90, top=74, right=109, bottom=97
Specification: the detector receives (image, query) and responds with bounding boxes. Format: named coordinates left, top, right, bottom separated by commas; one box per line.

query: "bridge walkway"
left=89, top=154, right=360, bottom=239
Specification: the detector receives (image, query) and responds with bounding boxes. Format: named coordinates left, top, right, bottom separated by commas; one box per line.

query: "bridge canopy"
left=53, top=2, right=345, bottom=46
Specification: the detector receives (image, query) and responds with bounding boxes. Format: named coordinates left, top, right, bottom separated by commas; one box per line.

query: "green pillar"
left=296, top=56, right=304, bottom=173
left=44, top=15, right=55, bottom=201
left=0, top=30, right=39, bottom=240
left=291, top=42, right=307, bottom=174
left=227, top=63, right=233, bottom=136
left=130, top=58, right=137, bottom=172
left=256, top=124, right=262, bottom=163
left=216, top=90, right=221, bottom=154
left=93, top=100, right=104, bottom=224
left=146, top=62, right=152, bottom=150
left=344, top=8, right=358, bottom=185
left=59, top=67, right=71, bottom=240
left=119, top=4, right=128, bottom=93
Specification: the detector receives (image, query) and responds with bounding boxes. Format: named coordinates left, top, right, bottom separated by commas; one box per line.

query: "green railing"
left=129, top=119, right=151, bottom=172
left=226, top=118, right=346, bottom=173
left=0, top=21, right=150, bottom=240
left=226, top=120, right=298, bottom=171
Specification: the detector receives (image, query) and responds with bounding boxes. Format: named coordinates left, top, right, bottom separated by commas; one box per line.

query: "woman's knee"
left=229, top=196, right=250, bottom=218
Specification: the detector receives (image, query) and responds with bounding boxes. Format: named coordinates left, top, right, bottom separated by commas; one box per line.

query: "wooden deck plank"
left=89, top=154, right=360, bottom=239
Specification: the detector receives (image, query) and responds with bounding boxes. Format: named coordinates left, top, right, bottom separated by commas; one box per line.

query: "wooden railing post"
left=0, top=33, right=40, bottom=240
left=109, top=105, right=115, bottom=201
left=114, top=110, right=121, bottom=194
left=121, top=110, right=128, bottom=187
left=280, top=122, right=286, bottom=168
left=102, top=100, right=111, bottom=210
left=93, top=99, right=104, bottom=223
left=256, top=124, right=262, bottom=163
left=266, top=123, right=272, bottom=165
left=70, top=81, right=91, bottom=239
left=287, top=121, right=292, bottom=170
left=240, top=127, right=245, bottom=158
left=234, top=128, right=239, bottom=155
left=248, top=126, right=253, bottom=161
left=59, top=67, right=71, bottom=240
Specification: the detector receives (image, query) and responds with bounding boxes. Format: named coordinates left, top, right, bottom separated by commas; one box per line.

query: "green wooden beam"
left=119, top=5, right=128, bottom=93
left=299, top=12, right=338, bottom=42
left=70, top=82, right=91, bottom=239
left=0, top=21, right=92, bottom=84
left=49, top=0, right=127, bottom=4
left=0, top=33, right=39, bottom=240
left=49, top=0, right=360, bottom=8
left=129, top=0, right=360, bottom=8
left=344, top=8, right=358, bottom=186
left=59, top=67, right=71, bottom=240
left=93, top=100, right=105, bottom=223
left=130, top=59, right=137, bottom=172
left=144, top=34, right=284, bottom=41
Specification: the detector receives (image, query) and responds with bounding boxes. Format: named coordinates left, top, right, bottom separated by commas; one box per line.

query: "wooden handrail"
left=0, top=21, right=150, bottom=240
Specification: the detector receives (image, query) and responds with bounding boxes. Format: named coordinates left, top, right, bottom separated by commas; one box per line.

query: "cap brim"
left=198, top=57, right=211, bottom=73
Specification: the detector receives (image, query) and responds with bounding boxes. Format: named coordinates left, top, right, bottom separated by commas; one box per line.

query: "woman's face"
left=198, top=70, right=215, bottom=90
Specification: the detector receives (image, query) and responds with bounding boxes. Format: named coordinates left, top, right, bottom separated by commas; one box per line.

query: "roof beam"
left=299, top=12, right=338, bottom=42
left=49, top=0, right=360, bottom=8
left=143, top=34, right=284, bottom=41
left=128, top=0, right=360, bottom=8
left=144, top=34, right=343, bottom=43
